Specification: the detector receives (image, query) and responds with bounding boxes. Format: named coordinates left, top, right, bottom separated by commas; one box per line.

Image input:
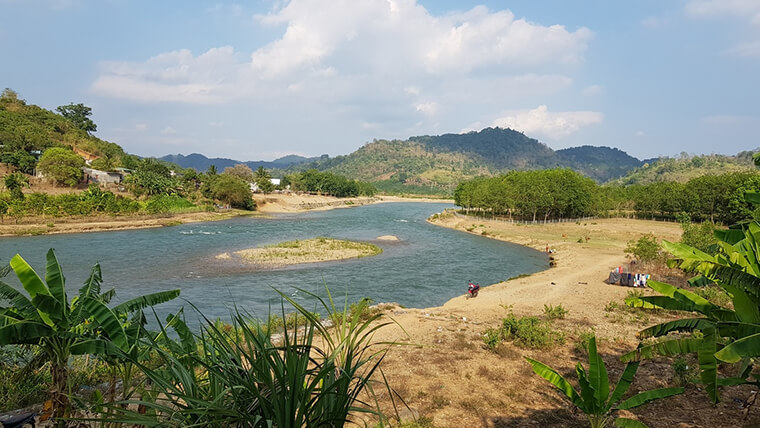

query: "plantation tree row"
left=454, top=169, right=598, bottom=221
left=455, top=169, right=760, bottom=224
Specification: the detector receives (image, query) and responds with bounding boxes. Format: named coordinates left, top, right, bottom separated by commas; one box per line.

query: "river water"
left=0, top=202, right=547, bottom=321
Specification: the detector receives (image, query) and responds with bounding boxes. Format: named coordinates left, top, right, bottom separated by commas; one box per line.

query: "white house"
left=250, top=178, right=281, bottom=193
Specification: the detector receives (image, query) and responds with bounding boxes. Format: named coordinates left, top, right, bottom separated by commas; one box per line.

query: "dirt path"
left=362, top=213, right=758, bottom=427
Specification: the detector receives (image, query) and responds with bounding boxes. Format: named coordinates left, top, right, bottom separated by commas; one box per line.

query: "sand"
left=224, top=237, right=382, bottom=267
left=355, top=213, right=753, bottom=427
left=0, top=193, right=451, bottom=236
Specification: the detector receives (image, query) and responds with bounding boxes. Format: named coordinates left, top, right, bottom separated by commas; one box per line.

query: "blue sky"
left=1, top=0, right=758, bottom=161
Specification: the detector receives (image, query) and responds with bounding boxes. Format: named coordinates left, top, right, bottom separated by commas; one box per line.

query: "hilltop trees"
left=56, top=103, right=97, bottom=134
left=37, top=147, right=85, bottom=187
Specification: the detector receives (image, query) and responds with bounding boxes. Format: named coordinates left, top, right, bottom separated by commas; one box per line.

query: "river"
left=0, top=202, right=547, bottom=321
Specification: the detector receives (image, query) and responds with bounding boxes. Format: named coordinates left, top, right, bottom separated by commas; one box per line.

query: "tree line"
left=455, top=169, right=760, bottom=224
left=283, top=169, right=376, bottom=198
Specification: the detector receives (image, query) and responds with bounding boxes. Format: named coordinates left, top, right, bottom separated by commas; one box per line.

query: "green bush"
left=483, top=328, right=502, bottom=351
left=624, top=234, right=664, bottom=263
left=542, top=304, right=568, bottom=320
left=679, top=218, right=717, bottom=254
left=499, top=313, right=564, bottom=349
left=145, top=194, right=197, bottom=214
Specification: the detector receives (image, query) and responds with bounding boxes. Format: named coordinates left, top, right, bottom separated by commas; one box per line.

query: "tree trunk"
left=51, top=358, right=69, bottom=422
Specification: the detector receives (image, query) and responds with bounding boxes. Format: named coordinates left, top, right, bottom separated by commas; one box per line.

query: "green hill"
left=611, top=152, right=756, bottom=185
left=291, top=128, right=643, bottom=194
left=0, top=89, right=127, bottom=172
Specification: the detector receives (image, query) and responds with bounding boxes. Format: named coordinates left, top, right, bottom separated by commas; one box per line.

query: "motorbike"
left=467, top=283, right=480, bottom=299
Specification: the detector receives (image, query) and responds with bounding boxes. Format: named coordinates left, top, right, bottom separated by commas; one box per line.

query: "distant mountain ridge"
left=284, top=128, right=644, bottom=192
left=159, top=153, right=317, bottom=172
left=159, top=128, right=649, bottom=194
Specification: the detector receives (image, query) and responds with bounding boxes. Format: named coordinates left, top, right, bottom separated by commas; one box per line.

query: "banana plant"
left=622, top=199, right=760, bottom=403
left=526, top=336, right=683, bottom=428
left=0, top=249, right=179, bottom=420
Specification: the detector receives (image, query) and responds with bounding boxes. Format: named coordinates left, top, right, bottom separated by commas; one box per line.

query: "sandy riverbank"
left=252, top=193, right=451, bottom=213
left=0, top=210, right=258, bottom=237
left=0, top=194, right=451, bottom=236
left=359, top=213, right=751, bottom=427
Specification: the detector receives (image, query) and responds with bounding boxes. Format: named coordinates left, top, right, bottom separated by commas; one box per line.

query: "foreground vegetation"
left=0, top=251, right=394, bottom=426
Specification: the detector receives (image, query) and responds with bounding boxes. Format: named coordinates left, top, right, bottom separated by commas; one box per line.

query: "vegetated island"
left=217, top=237, right=382, bottom=267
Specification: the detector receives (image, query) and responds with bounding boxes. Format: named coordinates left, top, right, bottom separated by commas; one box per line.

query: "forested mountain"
left=288, top=128, right=645, bottom=193
left=612, top=152, right=756, bottom=185
left=556, top=146, right=642, bottom=182
left=159, top=153, right=316, bottom=172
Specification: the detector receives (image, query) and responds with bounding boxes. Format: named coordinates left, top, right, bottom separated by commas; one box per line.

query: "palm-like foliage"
left=623, top=197, right=760, bottom=403
left=526, top=336, right=683, bottom=428
left=98, top=288, right=395, bottom=427
left=0, top=249, right=179, bottom=419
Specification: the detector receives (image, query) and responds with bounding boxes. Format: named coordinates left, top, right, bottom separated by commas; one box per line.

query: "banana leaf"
left=621, top=338, right=702, bottom=362
left=112, top=289, right=180, bottom=314
left=607, top=362, right=639, bottom=408
left=723, top=284, right=760, bottom=324
left=687, top=275, right=713, bottom=287
left=714, top=228, right=745, bottom=246
left=576, top=363, right=598, bottom=414
left=524, top=357, right=583, bottom=408
left=77, top=263, right=103, bottom=301
left=614, top=418, right=649, bottom=428
left=715, top=332, right=760, bottom=363
left=0, top=320, right=53, bottom=345
left=82, top=297, right=127, bottom=349
left=638, top=318, right=713, bottom=339
left=9, top=254, right=50, bottom=299
left=717, top=321, right=760, bottom=339
left=588, top=336, right=610, bottom=406
left=698, top=327, right=718, bottom=403
left=617, top=387, right=684, bottom=410
left=0, top=281, right=40, bottom=321
left=44, top=249, right=68, bottom=322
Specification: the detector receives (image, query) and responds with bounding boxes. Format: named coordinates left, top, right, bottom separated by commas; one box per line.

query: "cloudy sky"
left=1, top=0, right=758, bottom=160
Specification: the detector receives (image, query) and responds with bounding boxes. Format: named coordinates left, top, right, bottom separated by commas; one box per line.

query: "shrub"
left=483, top=328, right=502, bottom=351
left=500, top=313, right=564, bottom=349
left=625, top=234, right=664, bottom=263
left=543, top=304, right=568, bottom=320
left=671, top=357, right=695, bottom=386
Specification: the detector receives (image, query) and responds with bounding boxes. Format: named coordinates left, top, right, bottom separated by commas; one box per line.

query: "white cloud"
left=91, top=0, right=591, bottom=105
left=134, top=123, right=148, bottom=131
left=635, top=130, right=646, bottom=137
left=414, top=101, right=438, bottom=116
left=581, top=84, right=602, bottom=96
left=491, top=105, right=603, bottom=140
left=160, top=126, right=177, bottom=135
left=686, top=0, right=760, bottom=25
